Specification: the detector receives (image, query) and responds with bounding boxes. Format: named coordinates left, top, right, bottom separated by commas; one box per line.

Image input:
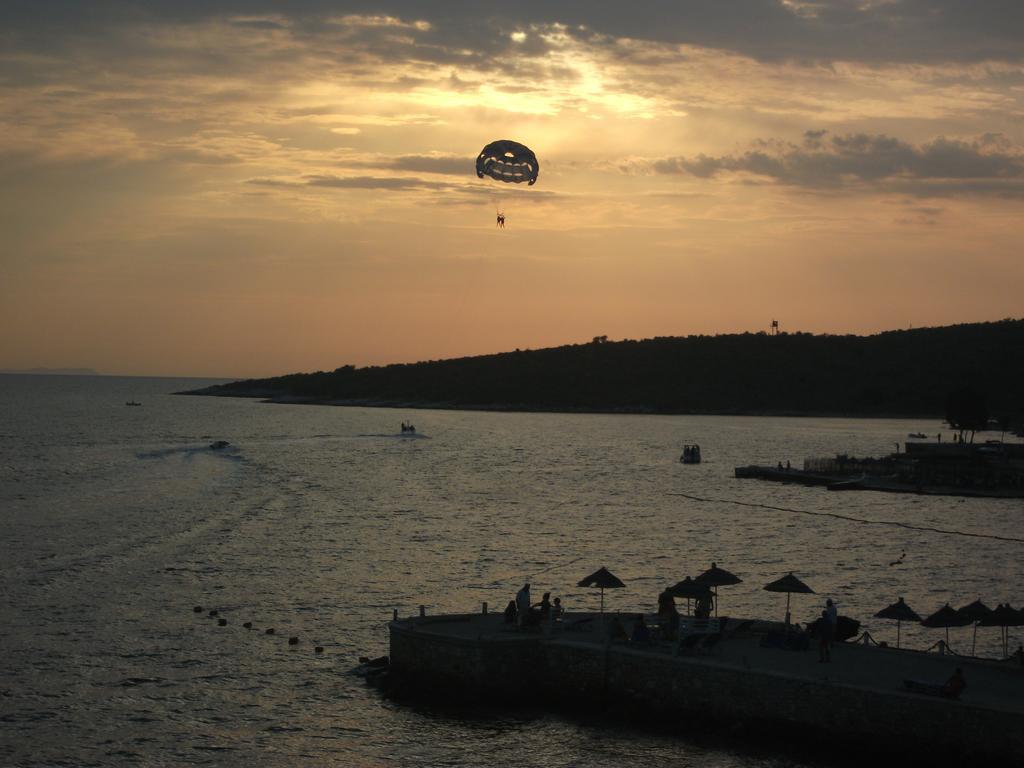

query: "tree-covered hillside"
left=186, top=319, right=1024, bottom=419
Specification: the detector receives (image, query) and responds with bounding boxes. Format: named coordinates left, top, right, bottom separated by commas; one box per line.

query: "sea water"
left=1, top=374, right=1021, bottom=767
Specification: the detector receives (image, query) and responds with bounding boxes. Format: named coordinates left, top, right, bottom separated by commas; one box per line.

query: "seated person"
left=631, top=614, right=651, bottom=644
left=942, top=668, right=966, bottom=699
left=503, top=600, right=517, bottom=624
left=550, top=596, right=564, bottom=620
left=694, top=594, right=713, bottom=620
left=533, top=592, right=552, bottom=621
left=657, top=590, right=680, bottom=639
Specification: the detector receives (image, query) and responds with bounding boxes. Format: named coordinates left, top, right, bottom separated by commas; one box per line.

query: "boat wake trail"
left=135, top=445, right=241, bottom=460
left=669, top=493, right=1024, bottom=544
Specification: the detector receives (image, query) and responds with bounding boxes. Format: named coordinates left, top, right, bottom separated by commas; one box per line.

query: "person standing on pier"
left=818, top=609, right=834, bottom=662
left=516, top=583, right=531, bottom=629
left=825, top=598, right=838, bottom=643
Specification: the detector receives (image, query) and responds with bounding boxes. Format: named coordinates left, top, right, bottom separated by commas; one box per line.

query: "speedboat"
left=210, top=440, right=230, bottom=450
left=680, top=444, right=702, bottom=464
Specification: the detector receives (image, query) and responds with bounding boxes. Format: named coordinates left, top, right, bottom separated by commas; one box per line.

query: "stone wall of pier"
left=389, top=616, right=543, bottom=698
left=543, top=640, right=1023, bottom=758
left=389, top=620, right=1024, bottom=761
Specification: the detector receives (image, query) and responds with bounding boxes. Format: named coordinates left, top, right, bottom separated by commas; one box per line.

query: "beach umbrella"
left=577, top=566, right=625, bottom=616
left=667, top=576, right=713, bottom=617
left=978, top=603, right=1023, bottom=659
left=956, top=599, right=992, bottom=656
left=1011, top=607, right=1024, bottom=660
left=921, top=603, right=973, bottom=650
left=763, top=572, right=815, bottom=627
left=694, top=562, right=742, bottom=617
left=874, top=597, right=921, bottom=649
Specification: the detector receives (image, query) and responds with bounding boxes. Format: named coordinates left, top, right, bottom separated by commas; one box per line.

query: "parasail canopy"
left=476, top=139, right=539, bottom=185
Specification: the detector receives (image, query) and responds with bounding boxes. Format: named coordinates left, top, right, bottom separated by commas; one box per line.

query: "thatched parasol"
left=763, top=572, right=815, bottom=626
left=667, top=576, right=713, bottom=617
left=978, top=603, right=1023, bottom=658
left=956, top=599, right=992, bottom=656
left=577, top=566, right=625, bottom=616
left=921, top=603, right=973, bottom=649
left=694, top=562, right=742, bottom=617
left=874, top=597, right=920, bottom=649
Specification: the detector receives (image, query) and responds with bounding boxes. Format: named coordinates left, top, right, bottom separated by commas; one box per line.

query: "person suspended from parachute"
left=476, top=139, right=538, bottom=228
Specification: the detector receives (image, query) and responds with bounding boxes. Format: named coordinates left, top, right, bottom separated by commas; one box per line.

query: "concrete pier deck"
left=389, top=611, right=1024, bottom=761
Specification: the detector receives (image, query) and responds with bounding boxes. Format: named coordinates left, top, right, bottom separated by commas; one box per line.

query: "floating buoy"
left=288, top=636, right=299, bottom=645
left=315, top=646, right=324, bottom=654
left=193, top=606, right=203, bottom=613
left=208, top=610, right=219, bottom=617
left=243, top=621, right=253, bottom=629
left=218, top=618, right=227, bottom=626
left=265, top=628, right=275, bottom=635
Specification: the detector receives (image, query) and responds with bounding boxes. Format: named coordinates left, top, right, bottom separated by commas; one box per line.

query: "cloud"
left=648, top=131, right=1024, bottom=196
left=249, top=174, right=453, bottom=191
left=228, top=17, right=287, bottom=30
left=385, top=154, right=469, bottom=175
left=245, top=172, right=566, bottom=205
left=2, top=1, right=1023, bottom=65
left=306, top=174, right=449, bottom=190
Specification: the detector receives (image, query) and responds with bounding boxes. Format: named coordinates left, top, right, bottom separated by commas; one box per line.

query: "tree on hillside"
left=945, top=387, right=988, bottom=443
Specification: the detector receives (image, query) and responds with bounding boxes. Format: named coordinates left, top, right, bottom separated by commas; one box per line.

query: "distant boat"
left=125, top=401, right=142, bottom=406
left=209, top=440, right=230, bottom=450
left=907, top=433, right=927, bottom=439
left=680, top=444, right=701, bottom=464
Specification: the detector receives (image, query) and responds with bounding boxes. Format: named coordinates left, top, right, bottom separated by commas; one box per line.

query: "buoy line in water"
left=192, top=605, right=324, bottom=653
left=669, top=493, right=1024, bottom=544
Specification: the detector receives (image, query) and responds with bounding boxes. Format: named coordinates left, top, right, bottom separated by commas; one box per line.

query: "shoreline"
left=177, top=389, right=952, bottom=421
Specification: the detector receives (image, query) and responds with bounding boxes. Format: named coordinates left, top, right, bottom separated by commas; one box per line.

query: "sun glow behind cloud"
left=1, top=3, right=1022, bottom=376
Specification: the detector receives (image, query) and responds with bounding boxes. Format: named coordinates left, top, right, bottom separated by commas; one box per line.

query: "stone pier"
left=389, top=611, right=1024, bottom=761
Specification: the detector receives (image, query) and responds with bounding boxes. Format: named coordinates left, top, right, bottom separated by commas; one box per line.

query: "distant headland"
left=181, top=319, right=1024, bottom=420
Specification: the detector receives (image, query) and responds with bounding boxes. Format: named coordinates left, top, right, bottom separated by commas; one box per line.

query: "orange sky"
left=2, top=3, right=1023, bottom=377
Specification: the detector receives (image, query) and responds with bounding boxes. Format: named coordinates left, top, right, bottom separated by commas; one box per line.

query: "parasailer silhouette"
left=477, top=139, right=538, bottom=228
